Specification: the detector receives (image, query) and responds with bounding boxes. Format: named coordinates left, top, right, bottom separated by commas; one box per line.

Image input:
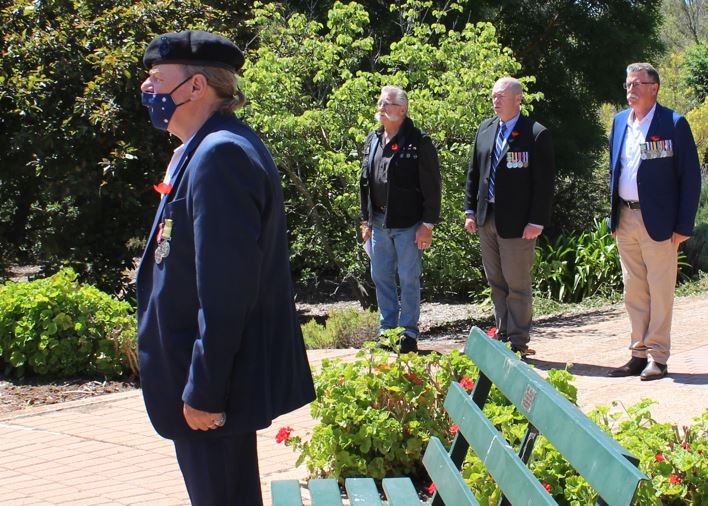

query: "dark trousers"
left=174, top=432, right=262, bottom=506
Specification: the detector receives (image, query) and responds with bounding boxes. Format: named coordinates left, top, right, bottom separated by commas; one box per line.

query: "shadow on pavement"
left=527, top=358, right=708, bottom=385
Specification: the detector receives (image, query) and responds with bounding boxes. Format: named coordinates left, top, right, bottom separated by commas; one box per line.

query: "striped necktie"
left=488, top=122, right=507, bottom=201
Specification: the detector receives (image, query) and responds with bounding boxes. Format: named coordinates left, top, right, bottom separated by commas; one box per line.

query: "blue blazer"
left=136, top=112, right=315, bottom=440
left=609, top=103, right=701, bottom=241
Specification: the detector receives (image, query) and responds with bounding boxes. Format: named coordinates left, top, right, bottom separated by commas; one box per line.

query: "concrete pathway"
left=0, top=294, right=706, bottom=505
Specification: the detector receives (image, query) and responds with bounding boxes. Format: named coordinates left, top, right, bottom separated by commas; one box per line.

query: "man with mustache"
left=607, top=62, right=701, bottom=381
left=360, top=86, right=441, bottom=353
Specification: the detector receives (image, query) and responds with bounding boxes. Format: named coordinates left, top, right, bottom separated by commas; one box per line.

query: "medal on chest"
left=155, top=218, right=173, bottom=264
left=506, top=151, right=529, bottom=168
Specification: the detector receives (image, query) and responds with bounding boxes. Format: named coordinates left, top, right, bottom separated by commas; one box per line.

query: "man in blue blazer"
left=607, top=62, right=701, bottom=381
left=136, top=30, right=315, bottom=504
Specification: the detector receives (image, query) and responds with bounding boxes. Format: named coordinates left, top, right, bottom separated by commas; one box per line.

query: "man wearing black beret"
left=136, top=29, right=315, bottom=505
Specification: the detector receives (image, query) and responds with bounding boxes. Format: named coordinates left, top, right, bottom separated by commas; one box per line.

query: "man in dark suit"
left=464, top=77, right=555, bottom=356
left=136, top=30, right=315, bottom=505
left=607, top=62, right=701, bottom=381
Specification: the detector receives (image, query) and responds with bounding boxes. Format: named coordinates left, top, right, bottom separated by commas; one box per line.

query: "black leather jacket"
left=360, top=117, right=441, bottom=228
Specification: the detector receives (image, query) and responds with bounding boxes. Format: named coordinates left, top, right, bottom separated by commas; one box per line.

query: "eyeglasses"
left=377, top=99, right=402, bottom=108
left=623, top=81, right=656, bottom=90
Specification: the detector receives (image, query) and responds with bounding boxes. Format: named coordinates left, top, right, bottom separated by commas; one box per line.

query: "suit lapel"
left=485, top=118, right=500, bottom=172
left=612, top=109, right=631, bottom=171
left=137, top=112, right=228, bottom=273
left=644, top=103, right=664, bottom=145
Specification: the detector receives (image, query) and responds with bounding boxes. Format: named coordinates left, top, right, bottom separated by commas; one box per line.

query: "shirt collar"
left=627, top=103, right=656, bottom=128
left=500, top=112, right=521, bottom=133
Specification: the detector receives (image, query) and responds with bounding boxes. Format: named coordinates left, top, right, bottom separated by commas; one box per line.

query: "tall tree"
left=0, top=0, right=254, bottom=292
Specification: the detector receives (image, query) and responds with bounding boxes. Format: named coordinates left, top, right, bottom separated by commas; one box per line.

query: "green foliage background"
left=0, top=0, right=681, bottom=302
left=0, top=268, right=137, bottom=378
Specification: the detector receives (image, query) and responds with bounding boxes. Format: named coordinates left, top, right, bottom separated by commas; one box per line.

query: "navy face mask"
left=141, top=76, right=193, bottom=130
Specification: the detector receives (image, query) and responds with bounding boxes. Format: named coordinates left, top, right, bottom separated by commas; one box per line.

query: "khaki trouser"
left=616, top=206, right=678, bottom=364
left=479, top=210, right=536, bottom=349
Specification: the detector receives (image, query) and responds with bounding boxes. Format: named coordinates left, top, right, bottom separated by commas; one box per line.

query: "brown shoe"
left=511, top=345, right=536, bottom=357
left=607, top=357, right=648, bottom=377
left=640, top=362, right=667, bottom=381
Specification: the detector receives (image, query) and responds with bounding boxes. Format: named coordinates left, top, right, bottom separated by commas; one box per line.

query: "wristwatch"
left=423, top=222, right=434, bottom=230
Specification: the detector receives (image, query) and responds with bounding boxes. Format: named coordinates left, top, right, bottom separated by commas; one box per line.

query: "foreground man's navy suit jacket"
left=137, top=112, right=315, bottom=440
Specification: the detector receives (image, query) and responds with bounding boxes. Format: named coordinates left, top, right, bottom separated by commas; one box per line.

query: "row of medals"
left=640, top=140, right=673, bottom=160
left=155, top=219, right=173, bottom=264
left=506, top=151, right=529, bottom=168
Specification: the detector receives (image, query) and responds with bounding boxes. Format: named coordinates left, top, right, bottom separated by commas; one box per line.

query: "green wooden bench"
left=272, top=326, right=648, bottom=505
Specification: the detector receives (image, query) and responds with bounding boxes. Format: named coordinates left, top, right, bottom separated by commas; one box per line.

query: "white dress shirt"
left=619, top=104, right=656, bottom=202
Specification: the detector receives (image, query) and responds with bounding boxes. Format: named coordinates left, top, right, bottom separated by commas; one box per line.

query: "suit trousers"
left=174, top=432, right=262, bottom=506
left=479, top=209, right=536, bottom=348
left=616, top=206, right=677, bottom=364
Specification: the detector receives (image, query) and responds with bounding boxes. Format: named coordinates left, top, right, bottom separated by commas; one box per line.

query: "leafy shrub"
left=460, top=371, right=707, bottom=505
left=534, top=219, right=623, bottom=302
left=301, top=307, right=378, bottom=349
left=683, top=178, right=708, bottom=274
left=280, top=343, right=476, bottom=480
left=0, top=268, right=137, bottom=378
left=279, top=351, right=707, bottom=504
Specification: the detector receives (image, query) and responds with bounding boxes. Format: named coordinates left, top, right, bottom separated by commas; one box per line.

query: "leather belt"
left=620, top=199, right=640, bottom=210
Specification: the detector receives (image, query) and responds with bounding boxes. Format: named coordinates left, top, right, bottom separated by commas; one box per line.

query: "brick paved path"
left=0, top=295, right=705, bottom=505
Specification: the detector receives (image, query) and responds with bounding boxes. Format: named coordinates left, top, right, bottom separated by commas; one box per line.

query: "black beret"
left=143, top=30, right=244, bottom=72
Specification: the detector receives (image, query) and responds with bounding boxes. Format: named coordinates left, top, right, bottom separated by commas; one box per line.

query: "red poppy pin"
left=650, top=135, right=661, bottom=141
left=511, top=131, right=520, bottom=137
left=153, top=182, right=173, bottom=195
left=391, top=143, right=399, bottom=151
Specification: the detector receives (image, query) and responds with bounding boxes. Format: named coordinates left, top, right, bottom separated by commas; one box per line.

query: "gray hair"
left=626, top=63, right=660, bottom=86
left=495, top=77, right=523, bottom=95
left=182, top=64, right=247, bottom=113
left=380, top=85, right=408, bottom=108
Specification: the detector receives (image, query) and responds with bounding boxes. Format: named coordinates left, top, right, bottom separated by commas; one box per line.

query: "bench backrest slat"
left=271, top=479, right=304, bottom=506
left=464, top=327, right=647, bottom=505
left=423, top=437, right=481, bottom=506
left=445, top=382, right=556, bottom=505
left=309, top=478, right=343, bottom=506
left=344, top=478, right=382, bottom=505
left=381, top=477, right=422, bottom=506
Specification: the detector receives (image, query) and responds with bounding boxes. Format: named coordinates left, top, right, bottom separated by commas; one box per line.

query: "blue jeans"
left=370, top=212, right=423, bottom=338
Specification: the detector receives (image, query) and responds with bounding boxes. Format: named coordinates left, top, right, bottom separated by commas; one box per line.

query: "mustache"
left=627, top=93, right=639, bottom=101
left=375, top=111, right=402, bottom=122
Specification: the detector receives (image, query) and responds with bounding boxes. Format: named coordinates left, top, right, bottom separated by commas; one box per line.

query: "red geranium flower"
left=543, top=483, right=551, bottom=493
left=511, top=131, right=520, bottom=137
left=450, top=424, right=459, bottom=434
left=655, top=452, right=665, bottom=462
left=669, top=474, right=682, bottom=484
left=427, top=483, right=436, bottom=495
left=459, top=376, right=475, bottom=391
left=153, top=182, right=173, bottom=195
left=650, top=135, right=661, bottom=141
left=486, top=326, right=497, bottom=337
left=681, top=441, right=689, bottom=450
left=391, top=143, right=399, bottom=151
left=275, top=426, right=294, bottom=444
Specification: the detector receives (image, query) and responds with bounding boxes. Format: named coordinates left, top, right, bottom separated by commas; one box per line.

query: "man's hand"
left=416, top=223, right=433, bottom=250
left=464, top=216, right=477, bottom=234
left=361, top=223, right=372, bottom=242
left=671, top=232, right=690, bottom=246
left=522, top=224, right=543, bottom=240
left=183, top=402, right=226, bottom=431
